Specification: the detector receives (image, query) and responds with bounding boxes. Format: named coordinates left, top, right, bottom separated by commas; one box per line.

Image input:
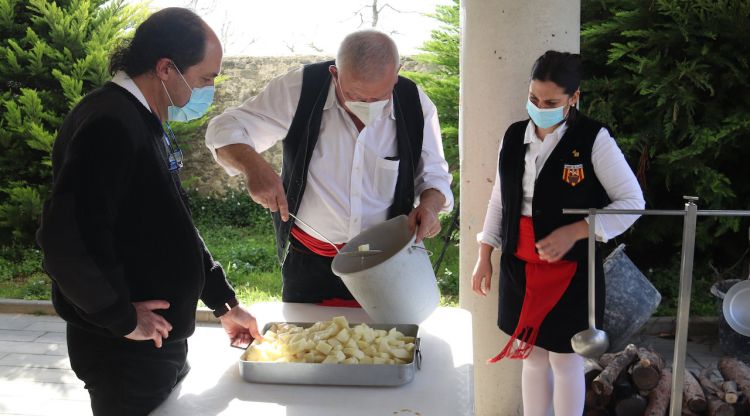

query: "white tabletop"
left=151, top=302, right=474, bottom=416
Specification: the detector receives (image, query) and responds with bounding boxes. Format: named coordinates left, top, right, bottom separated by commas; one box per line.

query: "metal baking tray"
left=239, top=321, right=421, bottom=386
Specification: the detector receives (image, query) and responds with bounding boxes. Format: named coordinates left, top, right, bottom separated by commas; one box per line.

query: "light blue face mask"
left=162, top=64, right=214, bottom=122
left=526, top=99, right=567, bottom=129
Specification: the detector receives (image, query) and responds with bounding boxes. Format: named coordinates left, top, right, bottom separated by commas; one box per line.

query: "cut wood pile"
left=585, top=344, right=750, bottom=415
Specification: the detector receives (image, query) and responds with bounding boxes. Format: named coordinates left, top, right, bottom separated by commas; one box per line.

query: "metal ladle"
left=570, top=209, right=610, bottom=358
left=288, top=212, right=383, bottom=257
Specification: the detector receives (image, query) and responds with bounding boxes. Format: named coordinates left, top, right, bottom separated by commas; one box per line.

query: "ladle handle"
left=288, top=213, right=341, bottom=254
left=588, top=209, right=597, bottom=329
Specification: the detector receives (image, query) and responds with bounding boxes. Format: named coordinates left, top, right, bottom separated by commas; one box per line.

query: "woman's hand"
left=535, top=220, right=588, bottom=263
left=472, top=243, right=494, bottom=296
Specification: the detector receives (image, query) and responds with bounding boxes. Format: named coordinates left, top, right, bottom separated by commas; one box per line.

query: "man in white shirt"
left=205, top=30, right=453, bottom=304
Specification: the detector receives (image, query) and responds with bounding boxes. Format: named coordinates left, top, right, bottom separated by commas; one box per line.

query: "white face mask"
left=345, top=99, right=389, bottom=126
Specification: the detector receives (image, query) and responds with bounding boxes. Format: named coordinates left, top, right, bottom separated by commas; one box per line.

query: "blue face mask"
left=162, top=64, right=214, bottom=122
left=526, top=99, right=567, bottom=129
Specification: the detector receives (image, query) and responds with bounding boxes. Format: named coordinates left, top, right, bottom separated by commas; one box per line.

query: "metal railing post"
left=668, top=197, right=699, bottom=416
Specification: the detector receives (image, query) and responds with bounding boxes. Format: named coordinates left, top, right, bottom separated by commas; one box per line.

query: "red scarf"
left=488, top=216, right=577, bottom=362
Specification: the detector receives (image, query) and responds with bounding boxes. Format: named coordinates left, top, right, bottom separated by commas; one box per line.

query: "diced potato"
left=242, top=319, right=415, bottom=366
left=332, top=316, right=349, bottom=329
left=321, top=355, right=339, bottom=364
left=315, top=341, right=333, bottom=355
left=332, top=350, right=346, bottom=362
left=378, top=339, right=391, bottom=354
left=388, top=328, right=404, bottom=338
left=335, top=328, right=351, bottom=343
left=288, top=339, right=306, bottom=354
left=391, top=348, right=410, bottom=360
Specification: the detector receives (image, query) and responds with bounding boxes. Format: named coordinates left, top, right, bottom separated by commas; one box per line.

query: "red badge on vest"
left=562, top=164, right=584, bottom=187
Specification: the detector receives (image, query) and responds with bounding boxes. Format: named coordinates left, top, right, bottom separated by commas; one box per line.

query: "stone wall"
left=179, top=55, right=429, bottom=196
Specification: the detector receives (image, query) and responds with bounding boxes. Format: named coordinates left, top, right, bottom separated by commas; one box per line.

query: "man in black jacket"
left=36, top=8, right=261, bottom=416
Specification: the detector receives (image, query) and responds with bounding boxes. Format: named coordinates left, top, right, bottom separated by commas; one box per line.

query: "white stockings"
left=521, top=346, right=585, bottom=416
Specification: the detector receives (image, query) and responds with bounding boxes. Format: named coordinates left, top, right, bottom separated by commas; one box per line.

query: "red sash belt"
left=290, top=225, right=360, bottom=308
left=488, top=216, right=577, bottom=362
left=290, top=225, right=344, bottom=258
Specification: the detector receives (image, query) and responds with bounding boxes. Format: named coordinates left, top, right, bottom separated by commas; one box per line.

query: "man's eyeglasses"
left=163, top=122, right=184, bottom=172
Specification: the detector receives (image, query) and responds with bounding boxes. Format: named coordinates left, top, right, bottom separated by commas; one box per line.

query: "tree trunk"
left=645, top=369, right=672, bottom=416
left=593, top=344, right=639, bottom=396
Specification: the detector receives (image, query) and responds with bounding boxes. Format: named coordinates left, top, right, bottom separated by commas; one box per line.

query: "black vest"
left=499, top=111, right=611, bottom=261
left=272, top=60, right=424, bottom=261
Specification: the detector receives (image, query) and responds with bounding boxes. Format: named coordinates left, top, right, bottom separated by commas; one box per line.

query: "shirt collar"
left=111, top=71, right=151, bottom=111
left=324, top=80, right=396, bottom=121
left=524, top=120, right=570, bottom=144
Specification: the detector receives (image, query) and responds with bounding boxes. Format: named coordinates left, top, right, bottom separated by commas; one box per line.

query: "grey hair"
left=336, top=30, right=400, bottom=81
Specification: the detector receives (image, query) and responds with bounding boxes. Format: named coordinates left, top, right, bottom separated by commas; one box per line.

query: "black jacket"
left=37, top=82, right=235, bottom=342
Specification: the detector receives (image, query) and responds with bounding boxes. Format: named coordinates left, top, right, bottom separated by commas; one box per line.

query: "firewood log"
left=632, top=347, right=666, bottom=391
left=593, top=344, right=639, bottom=396
left=614, top=394, right=648, bottom=416
left=723, top=381, right=739, bottom=405
left=645, top=369, right=672, bottom=416
left=699, top=367, right=726, bottom=400
left=586, top=388, right=611, bottom=410
left=684, top=369, right=708, bottom=413
left=706, top=394, right=736, bottom=416
left=720, top=358, right=750, bottom=400
left=585, top=358, right=603, bottom=387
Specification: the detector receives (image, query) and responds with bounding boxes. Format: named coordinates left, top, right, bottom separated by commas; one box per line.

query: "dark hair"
left=530, top=50, right=581, bottom=95
left=109, top=7, right=207, bottom=77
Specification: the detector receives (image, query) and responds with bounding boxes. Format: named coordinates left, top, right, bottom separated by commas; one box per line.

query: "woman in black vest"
left=471, top=51, right=644, bottom=415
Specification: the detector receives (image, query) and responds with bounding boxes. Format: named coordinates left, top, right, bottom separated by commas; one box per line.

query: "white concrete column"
left=459, top=1, right=580, bottom=415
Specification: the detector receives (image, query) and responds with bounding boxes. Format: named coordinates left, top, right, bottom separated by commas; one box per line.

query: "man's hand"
left=408, top=189, right=446, bottom=243
left=535, top=220, right=588, bottom=263
left=125, top=300, right=173, bottom=348
left=219, top=305, right=262, bottom=349
left=472, top=244, right=494, bottom=296
left=217, top=144, right=289, bottom=221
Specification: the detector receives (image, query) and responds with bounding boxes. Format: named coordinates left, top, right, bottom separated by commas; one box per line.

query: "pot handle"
left=409, top=245, right=433, bottom=256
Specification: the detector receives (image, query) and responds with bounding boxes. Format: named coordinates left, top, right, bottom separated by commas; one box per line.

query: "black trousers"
left=66, top=323, right=190, bottom=416
left=281, top=235, right=355, bottom=303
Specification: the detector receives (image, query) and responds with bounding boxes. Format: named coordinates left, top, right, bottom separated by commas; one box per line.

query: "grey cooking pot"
left=722, top=279, right=750, bottom=337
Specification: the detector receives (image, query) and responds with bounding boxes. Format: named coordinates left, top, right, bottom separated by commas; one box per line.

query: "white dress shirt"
left=206, top=67, right=454, bottom=243
left=479, top=120, right=645, bottom=248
